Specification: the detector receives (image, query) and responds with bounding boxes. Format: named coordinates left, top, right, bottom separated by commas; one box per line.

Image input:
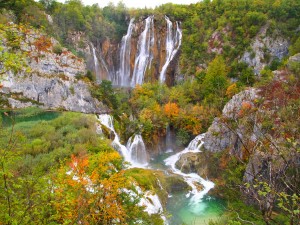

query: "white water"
left=131, top=16, right=154, bottom=87
left=115, top=18, right=135, bottom=87
left=98, top=114, right=148, bottom=167
left=91, top=44, right=110, bottom=82
left=126, top=134, right=148, bottom=166
left=91, top=45, right=100, bottom=79
left=159, top=17, right=182, bottom=83
left=164, top=134, right=215, bottom=214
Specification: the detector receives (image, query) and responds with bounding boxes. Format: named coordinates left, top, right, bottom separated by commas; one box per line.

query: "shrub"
left=53, top=44, right=63, bottom=55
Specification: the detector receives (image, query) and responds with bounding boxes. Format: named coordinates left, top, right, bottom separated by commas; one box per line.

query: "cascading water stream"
left=131, top=16, right=154, bottom=87
left=126, top=134, right=148, bottom=166
left=164, top=134, right=215, bottom=214
left=159, top=17, right=182, bottom=83
left=91, top=45, right=100, bottom=79
left=115, top=18, right=135, bottom=87
left=98, top=114, right=148, bottom=167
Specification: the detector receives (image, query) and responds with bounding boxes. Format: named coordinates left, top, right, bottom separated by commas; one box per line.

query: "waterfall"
left=98, top=114, right=148, bottom=167
left=91, top=45, right=100, bottom=79
left=159, top=17, right=182, bottom=83
left=127, top=134, right=148, bottom=165
left=131, top=16, right=154, bottom=87
left=164, top=134, right=214, bottom=214
left=165, top=125, right=174, bottom=153
left=115, top=18, right=135, bottom=87
left=91, top=44, right=110, bottom=82
left=98, top=114, right=130, bottom=161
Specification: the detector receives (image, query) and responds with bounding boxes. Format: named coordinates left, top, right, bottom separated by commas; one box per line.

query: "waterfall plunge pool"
left=149, top=146, right=225, bottom=225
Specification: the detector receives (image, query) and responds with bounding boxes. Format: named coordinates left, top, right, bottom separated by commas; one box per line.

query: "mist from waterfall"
left=131, top=16, right=154, bottom=87
left=98, top=114, right=148, bottom=167
left=159, top=17, right=182, bottom=83
left=115, top=18, right=135, bottom=87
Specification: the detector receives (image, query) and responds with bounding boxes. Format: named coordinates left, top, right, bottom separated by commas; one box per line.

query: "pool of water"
left=167, top=193, right=225, bottom=225
left=0, top=109, right=60, bottom=126
left=149, top=150, right=225, bottom=225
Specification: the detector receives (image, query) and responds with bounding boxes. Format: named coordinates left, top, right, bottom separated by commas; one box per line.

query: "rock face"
left=74, top=16, right=182, bottom=87
left=203, top=88, right=259, bottom=154
left=0, top=25, right=107, bottom=113
left=240, top=24, right=289, bottom=74
left=2, top=72, right=106, bottom=113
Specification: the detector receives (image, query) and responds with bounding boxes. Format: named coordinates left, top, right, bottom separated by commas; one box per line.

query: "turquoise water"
left=150, top=151, right=225, bottom=225
left=167, top=193, right=224, bottom=225
left=0, top=109, right=60, bottom=126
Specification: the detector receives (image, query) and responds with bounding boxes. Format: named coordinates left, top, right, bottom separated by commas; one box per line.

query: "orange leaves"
left=33, top=35, right=52, bottom=53
left=238, top=101, right=253, bottom=117
left=164, top=102, right=179, bottom=119
left=70, top=154, right=89, bottom=177
left=51, top=152, right=130, bottom=224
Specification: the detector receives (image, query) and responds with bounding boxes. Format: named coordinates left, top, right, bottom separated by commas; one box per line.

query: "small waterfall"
left=164, top=134, right=214, bottom=214
left=98, top=114, right=148, bottom=167
left=115, top=18, right=135, bottom=87
left=91, top=45, right=100, bottom=79
left=159, top=17, right=182, bottom=83
left=91, top=44, right=110, bottom=82
left=127, top=134, right=148, bottom=165
left=165, top=125, right=174, bottom=153
left=98, top=114, right=130, bottom=162
left=131, top=16, right=154, bottom=87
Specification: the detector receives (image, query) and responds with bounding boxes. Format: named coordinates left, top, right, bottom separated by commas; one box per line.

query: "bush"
left=53, top=44, right=63, bottom=55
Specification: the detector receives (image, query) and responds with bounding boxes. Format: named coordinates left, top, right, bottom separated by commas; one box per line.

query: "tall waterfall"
left=159, top=17, right=182, bottom=83
left=91, top=44, right=110, bottom=82
left=131, top=16, right=154, bottom=87
left=115, top=18, right=135, bottom=87
left=98, top=114, right=148, bottom=167
left=91, top=45, right=100, bottom=80
left=164, top=134, right=214, bottom=214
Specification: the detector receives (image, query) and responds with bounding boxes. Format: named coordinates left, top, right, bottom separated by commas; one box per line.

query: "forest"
left=0, top=0, right=299, bottom=224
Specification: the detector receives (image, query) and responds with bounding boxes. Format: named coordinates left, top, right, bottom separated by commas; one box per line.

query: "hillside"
left=0, top=0, right=299, bottom=224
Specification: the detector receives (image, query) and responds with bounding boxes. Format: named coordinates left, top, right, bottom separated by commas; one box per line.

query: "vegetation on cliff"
left=0, top=0, right=300, bottom=224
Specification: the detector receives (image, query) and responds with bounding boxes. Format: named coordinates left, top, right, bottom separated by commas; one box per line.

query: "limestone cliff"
left=240, top=24, right=289, bottom=74
left=69, top=16, right=181, bottom=86
left=0, top=24, right=107, bottom=113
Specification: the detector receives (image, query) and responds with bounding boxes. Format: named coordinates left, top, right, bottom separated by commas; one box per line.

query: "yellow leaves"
left=226, top=83, right=238, bottom=98
left=164, top=102, right=179, bottom=119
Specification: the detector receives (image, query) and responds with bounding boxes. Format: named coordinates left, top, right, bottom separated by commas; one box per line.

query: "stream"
left=98, top=114, right=225, bottom=225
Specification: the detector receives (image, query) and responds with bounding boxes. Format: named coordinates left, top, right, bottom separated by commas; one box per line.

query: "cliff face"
left=240, top=24, right=289, bottom=74
left=71, top=16, right=181, bottom=87
left=0, top=25, right=107, bottom=113
left=203, top=88, right=259, bottom=155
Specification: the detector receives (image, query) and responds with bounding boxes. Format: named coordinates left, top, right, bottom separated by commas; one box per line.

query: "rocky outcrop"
left=203, top=88, right=259, bottom=154
left=175, top=152, right=209, bottom=178
left=1, top=72, right=106, bottom=113
left=0, top=24, right=107, bottom=113
left=241, top=24, right=289, bottom=74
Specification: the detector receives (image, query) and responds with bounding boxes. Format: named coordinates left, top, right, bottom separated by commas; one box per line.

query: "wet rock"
left=175, top=152, right=209, bottom=178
